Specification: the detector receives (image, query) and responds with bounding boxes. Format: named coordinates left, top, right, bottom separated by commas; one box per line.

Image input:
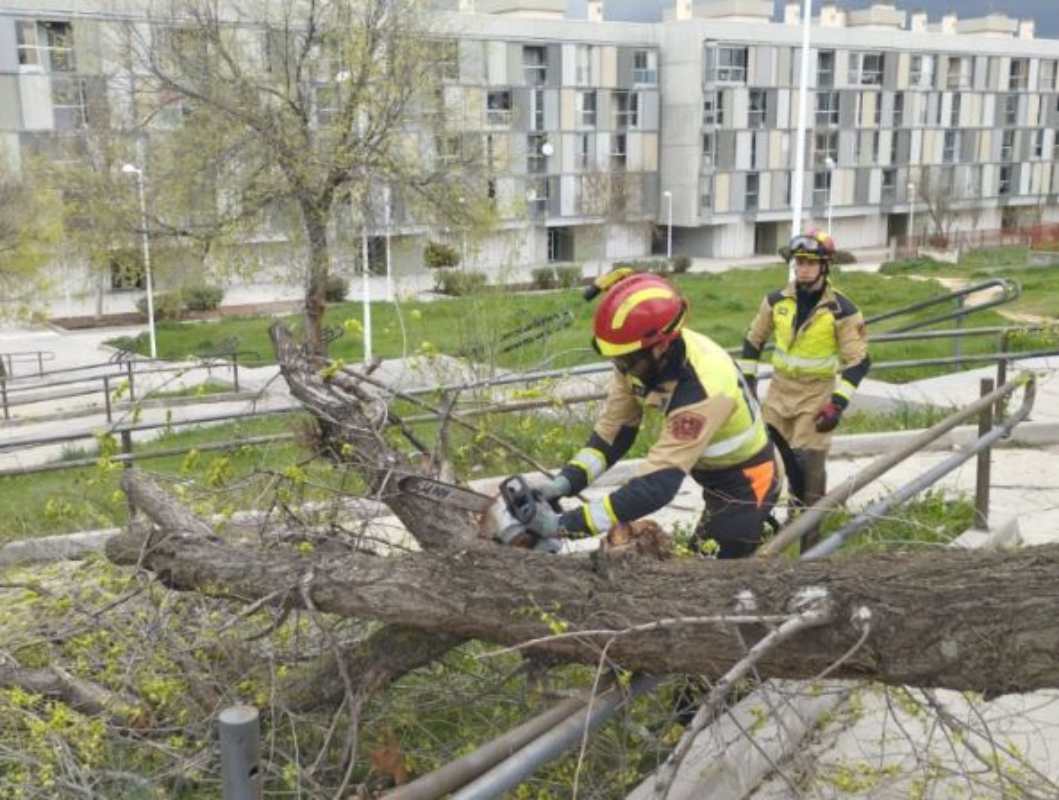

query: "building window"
left=943, top=130, right=959, bottom=163
left=749, top=90, right=767, bottom=129
left=577, top=133, right=592, bottom=170
left=910, top=55, right=934, bottom=89
left=872, top=130, right=880, bottom=164
left=817, top=50, right=834, bottom=88
left=1005, top=94, right=1018, bottom=127
left=998, top=165, right=1013, bottom=195
left=893, top=93, right=905, bottom=128
left=614, top=91, right=639, bottom=128
left=709, top=45, right=748, bottom=83
left=527, top=134, right=549, bottom=173
left=486, top=90, right=513, bottom=126
left=575, top=44, right=594, bottom=86
left=814, top=131, right=838, bottom=163
left=750, top=134, right=759, bottom=169
left=745, top=172, right=759, bottom=210
left=815, top=91, right=839, bottom=127
left=16, top=19, right=75, bottom=71
left=813, top=170, right=831, bottom=207
left=438, top=39, right=459, bottom=81
left=523, top=46, right=547, bottom=86
left=1010, top=58, right=1030, bottom=91
left=850, top=52, right=884, bottom=86
left=950, top=93, right=961, bottom=128
left=702, top=132, right=716, bottom=168
left=314, top=84, right=339, bottom=126
left=1034, top=129, right=1045, bottom=160
left=610, top=133, right=627, bottom=171
left=882, top=168, right=897, bottom=202
left=1001, top=130, right=1015, bottom=161
left=633, top=50, right=657, bottom=84
left=700, top=175, right=713, bottom=212
left=947, top=56, right=971, bottom=90
left=1041, top=60, right=1058, bottom=92
left=437, top=135, right=461, bottom=163
left=703, top=91, right=723, bottom=126
left=1054, top=130, right=1059, bottom=161
left=51, top=75, right=87, bottom=129
left=532, top=88, right=545, bottom=131
left=528, top=177, right=548, bottom=216
left=577, top=90, right=597, bottom=127
left=890, top=130, right=899, bottom=164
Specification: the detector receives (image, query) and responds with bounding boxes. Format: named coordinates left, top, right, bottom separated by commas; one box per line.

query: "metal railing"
left=0, top=350, right=55, bottom=378
left=864, top=278, right=1021, bottom=333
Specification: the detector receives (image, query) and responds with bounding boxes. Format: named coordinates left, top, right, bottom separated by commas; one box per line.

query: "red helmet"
left=592, top=273, right=688, bottom=357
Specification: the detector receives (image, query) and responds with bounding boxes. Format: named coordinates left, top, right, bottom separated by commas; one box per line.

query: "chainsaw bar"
left=397, top=475, right=494, bottom=514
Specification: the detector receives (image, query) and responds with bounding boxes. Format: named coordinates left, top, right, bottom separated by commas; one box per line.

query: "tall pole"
left=908, top=182, right=917, bottom=258
left=384, top=185, right=394, bottom=303
left=361, top=223, right=372, bottom=364
left=136, top=171, right=156, bottom=360
left=826, top=158, right=835, bottom=235
left=791, top=0, right=813, bottom=279
left=664, top=191, right=673, bottom=259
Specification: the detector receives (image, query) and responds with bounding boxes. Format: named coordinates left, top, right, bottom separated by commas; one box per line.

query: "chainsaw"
left=396, top=474, right=601, bottom=555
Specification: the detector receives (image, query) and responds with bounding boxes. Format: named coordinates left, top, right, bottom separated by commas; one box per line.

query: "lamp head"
left=121, top=163, right=140, bottom=175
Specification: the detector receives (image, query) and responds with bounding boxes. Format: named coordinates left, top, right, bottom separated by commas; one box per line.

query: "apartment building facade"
left=2, top=0, right=1059, bottom=313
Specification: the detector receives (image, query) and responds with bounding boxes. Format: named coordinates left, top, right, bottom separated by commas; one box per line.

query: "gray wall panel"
left=508, top=44, right=524, bottom=87
left=730, top=172, right=746, bottom=213
left=0, top=76, right=20, bottom=130
left=0, top=19, right=19, bottom=73
left=839, top=91, right=856, bottom=129
left=855, top=168, right=870, bottom=205
left=717, top=130, right=737, bottom=169
left=513, top=87, right=531, bottom=130
left=547, top=44, right=561, bottom=89
left=544, top=89, right=559, bottom=131
left=459, top=40, right=484, bottom=83
left=642, top=91, right=660, bottom=130
left=961, top=130, right=978, bottom=163
left=617, top=47, right=633, bottom=87
left=897, top=130, right=911, bottom=164
left=884, top=53, right=898, bottom=91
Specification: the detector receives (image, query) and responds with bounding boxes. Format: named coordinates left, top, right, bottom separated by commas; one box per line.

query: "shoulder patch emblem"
left=668, top=412, right=706, bottom=441
left=857, top=321, right=867, bottom=336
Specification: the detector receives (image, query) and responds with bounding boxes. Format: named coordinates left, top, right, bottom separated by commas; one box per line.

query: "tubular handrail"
left=758, top=372, right=1035, bottom=557
left=865, top=278, right=1021, bottom=333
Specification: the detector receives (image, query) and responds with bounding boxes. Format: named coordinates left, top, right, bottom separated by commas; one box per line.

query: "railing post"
left=219, top=706, right=262, bottom=800
left=0, top=378, right=8, bottom=421
left=996, top=331, right=1010, bottom=421
left=126, top=360, right=136, bottom=402
left=974, top=378, right=994, bottom=530
left=953, top=296, right=964, bottom=366
left=103, top=376, right=112, bottom=423
left=232, top=352, right=240, bottom=394
left=36, top=351, right=43, bottom=377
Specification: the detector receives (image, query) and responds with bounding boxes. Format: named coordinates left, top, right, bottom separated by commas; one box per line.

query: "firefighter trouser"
left=691, top=444, right=781, bottom=560
left=795, top=449, right=828, bottom=554
left=762, top=373, right=836, bottom=452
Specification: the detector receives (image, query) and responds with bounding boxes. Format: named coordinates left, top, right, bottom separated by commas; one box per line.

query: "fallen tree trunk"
left=107, top=470, right=1059, bottom=695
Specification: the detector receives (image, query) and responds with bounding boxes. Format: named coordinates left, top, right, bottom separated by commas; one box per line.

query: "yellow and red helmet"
left=787, top=230, right=836, bottom=262
left=592, top=273, right=688, bottom=358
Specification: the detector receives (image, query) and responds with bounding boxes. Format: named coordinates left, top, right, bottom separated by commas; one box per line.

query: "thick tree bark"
left=301, top=199, right=333, bottom=357
left=107, top=471, right=1059, bottom=695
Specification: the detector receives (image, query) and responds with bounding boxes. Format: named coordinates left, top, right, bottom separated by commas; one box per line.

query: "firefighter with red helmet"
left=523, top=270, right=780, bottom=559
left=739, top=231, right=871, bottom=552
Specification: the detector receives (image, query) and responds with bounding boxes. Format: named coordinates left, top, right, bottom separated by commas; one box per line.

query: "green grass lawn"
left=106, top=265, right=1043, bottom=383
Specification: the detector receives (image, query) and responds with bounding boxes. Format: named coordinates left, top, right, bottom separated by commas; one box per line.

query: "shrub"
left=671, top=255, right=692, bottom=274
left=434, top=269, right=487, bottom=296
left=555, top=265, right=583, bottom=288
left=184, top=285, right=225, bottom=311
left=613, top=258, right=671, bottom=274
left=137, top=291, right=183, bottom=320
left=831, top=250, right=857, bottom=266
left=324, top=274, right=349, bottom=302
left=424, top=240, right=461, bottom=269
left=531, top=267, right=558, bottom=290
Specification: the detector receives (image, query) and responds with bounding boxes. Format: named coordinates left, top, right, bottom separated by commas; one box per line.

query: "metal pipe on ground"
left=381, top=693, right=592, bottom=800
left=449, top=675, right=662, bottom=800
left=801, top=374, right=1035, bottom=560
left=758, top=373, right=1034, bottom=557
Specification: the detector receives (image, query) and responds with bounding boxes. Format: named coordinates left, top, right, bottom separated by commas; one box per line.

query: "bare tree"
left=126, top=0, right=492, bottom=353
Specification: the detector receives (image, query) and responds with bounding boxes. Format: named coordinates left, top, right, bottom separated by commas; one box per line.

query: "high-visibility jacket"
left=741, top=282, right=870, bottom=406
left=556, top=328, right=771, bottom=536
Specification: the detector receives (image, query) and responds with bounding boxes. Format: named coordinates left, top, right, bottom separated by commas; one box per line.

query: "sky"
left=565, top=0, right=1059, bottom=38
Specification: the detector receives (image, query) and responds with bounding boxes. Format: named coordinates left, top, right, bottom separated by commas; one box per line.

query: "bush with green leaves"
left=530, top=267, right=558, bottom=290
left=324, top=274, right=349, bottom=302
left=555, top=264, right=583, bottom=288
left=671, top=255, right=692, bottom=274
left=434, top=269, right=487, bottom=296
left=183, top=285, right=225, bottom=311
left=832, top=250, right=857, bottom=266
left=423, top=240, right=461, bottom=269
left=136, top=291, right=183, bottom=320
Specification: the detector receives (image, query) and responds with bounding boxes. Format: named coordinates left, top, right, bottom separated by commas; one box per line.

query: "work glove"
left=529, top=473, right=572, bottom=501
left=525, top=500, right=562, bottom=539
left=813, top=402, right=843, bottom=433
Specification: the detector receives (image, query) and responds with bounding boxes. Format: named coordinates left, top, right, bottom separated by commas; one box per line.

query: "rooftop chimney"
left=1019, top=19, right=1035, bottom=40
left=909, top=11, right=927, bottom=33
left=940, top=12, right=957, bottom=35
left=784, top=2, right=800, bottom=25
left=675, top=0, right=692, bottom=21
left=819, top=4, right=847, bottom=27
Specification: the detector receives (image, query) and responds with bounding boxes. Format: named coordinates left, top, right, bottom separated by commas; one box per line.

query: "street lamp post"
left=907, top=181, right=917, bottom=258
left=825, top=157, right=836, bottom=235
left=121, top=162, right=156, bottom=360
left=790, top=0, right=814, bottom=280
left=663, top=190, right=673, bottom=259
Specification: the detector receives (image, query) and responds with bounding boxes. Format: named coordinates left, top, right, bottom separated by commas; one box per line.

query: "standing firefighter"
left=739, top=231, right=871, bottom=552
left=523, top=271, right=780, bottom=559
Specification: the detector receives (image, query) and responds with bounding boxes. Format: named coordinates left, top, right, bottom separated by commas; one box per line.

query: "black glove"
left=744, top=374, right=758, bottom=401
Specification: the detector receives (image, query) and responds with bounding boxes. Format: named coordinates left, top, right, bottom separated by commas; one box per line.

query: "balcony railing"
left=486, top=109, right=512, bottom=127
left=632, top=67, right=657, bottom=84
